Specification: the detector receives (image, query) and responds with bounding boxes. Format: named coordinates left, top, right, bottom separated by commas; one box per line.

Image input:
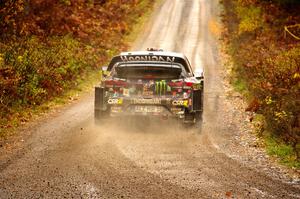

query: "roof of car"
left=120, top=51, right=186, bottom=58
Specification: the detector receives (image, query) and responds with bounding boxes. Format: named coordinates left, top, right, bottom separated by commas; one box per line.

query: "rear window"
left=112, top=63, right=186, bottom=79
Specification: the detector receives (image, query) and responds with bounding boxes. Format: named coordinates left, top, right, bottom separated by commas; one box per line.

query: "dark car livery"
left=94, top=49, right=204, bottom=125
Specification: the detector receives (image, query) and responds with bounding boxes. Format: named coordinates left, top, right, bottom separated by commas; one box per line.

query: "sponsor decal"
left=143, top=82, right=154, bottom=96
left=108, top=98, right=123, bottom=105
left=123, top=88, right=129, bottom=97
left=120, top=55, right=175, bottom=63
left=155, top=80, right=168, bottom=95
left=131, top=98, right=161, bottom=105
left=129, top=87, right=136, bottom=94
left=193, top=83, right=201, bottom=90
left=172, top=100, right=189, bottom=107
left=143, top=90, right=154, bottom=96
left=183, top=92, right=188, bottom=98
left=111, top=106, right=123, bottom=113
left=134, top=106, right=162, bottom=113
left=113, top=92, right=119, bottom=97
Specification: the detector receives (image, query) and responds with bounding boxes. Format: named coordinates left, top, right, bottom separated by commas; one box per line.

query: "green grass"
left=253, top=116, right=299, bottom=168
left=233, top=78, right=247, bottom=93
left=0, top=68, right=102, bottom=137
left=265, top=136, right=300, bottom=169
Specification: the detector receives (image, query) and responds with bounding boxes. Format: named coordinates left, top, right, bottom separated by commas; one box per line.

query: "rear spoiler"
left=107, top=55, right=192, bottom=73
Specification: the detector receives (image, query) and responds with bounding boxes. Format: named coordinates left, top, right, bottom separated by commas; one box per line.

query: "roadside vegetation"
left=221, top=0, right=300, bottom=168
left=0, top=0, right=154, bottom=136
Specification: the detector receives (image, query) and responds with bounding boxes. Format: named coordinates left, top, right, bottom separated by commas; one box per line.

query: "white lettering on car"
left=120, top=55, right=175, bottom=62
left=108, top=98, right=123, bottom=104
left=131, top=98, right=161, bottom=105
left=172, top=100, right=188, bottom=107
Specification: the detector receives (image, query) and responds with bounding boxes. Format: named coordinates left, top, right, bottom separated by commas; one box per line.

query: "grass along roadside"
left=266, top=135, right=300, bottom=168
left=0, top=0, right=157, bottom=138
left=0, top=68, right=101, bottom=136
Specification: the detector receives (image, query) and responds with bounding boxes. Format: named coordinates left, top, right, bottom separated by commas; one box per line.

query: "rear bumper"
left=109, top=104, right=185, bottom=118
left=95, top=86, right=203, bottom=122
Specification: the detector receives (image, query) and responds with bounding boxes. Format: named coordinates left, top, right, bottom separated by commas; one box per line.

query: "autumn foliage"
left=0, top=0, right=154, bottom=132
left=222, top=0, right=300, bottom=158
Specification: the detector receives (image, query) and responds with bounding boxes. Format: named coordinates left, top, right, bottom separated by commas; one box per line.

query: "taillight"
left=185, top=82, right=193, bottom=87
left=168, top=81, right=184, bottom=87
left=168, top=81, right=194, bottom=87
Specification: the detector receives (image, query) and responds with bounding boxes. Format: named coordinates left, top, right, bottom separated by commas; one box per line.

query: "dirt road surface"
left=0, top=0, right=299, bottom=198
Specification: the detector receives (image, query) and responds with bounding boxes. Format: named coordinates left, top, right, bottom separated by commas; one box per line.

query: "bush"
left=271, top=0, right=300, bottom=5
left=222, top=0, right=300, bottom=160
left=0, top=35, right=101, bottom=117
left=236, top=4, right=263, bottom=34
left=258, top=47, right=300, bottom=153
left=0, top=0, right=154, bottom=133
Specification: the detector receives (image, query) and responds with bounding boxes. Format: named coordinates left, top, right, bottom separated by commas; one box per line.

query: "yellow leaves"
left=209, top=18, right=222, bottom=38
left=265, top=96, right=274, bottom=105
left=293, top=73, right=300, bottom=79
left=59, top=0, right=71, bottom=6
left=236, top=6, right=263, bottom=34
left=237, top=0, right=259, bottom=6
left=16, top=1, right=25, bottom=12
left=274, top=111, right=288, bottom=122
left=0, top=56, right=4, bottom=67
left=0, top=53, right=4, bottom=66
left=17, top=55, right=23, bottom=62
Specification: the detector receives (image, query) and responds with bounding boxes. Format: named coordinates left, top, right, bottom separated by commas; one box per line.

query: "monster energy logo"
left=155, top=80, right=167, bottom=95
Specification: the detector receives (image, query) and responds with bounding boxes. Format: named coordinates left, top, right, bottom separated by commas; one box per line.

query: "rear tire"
left=94, top=86, right=108, bottom=125
left=94, top=109, right=109, bottom=125
left=195, top=110, right=203, bottom=122
left=183, top=111, right=202, bottom=128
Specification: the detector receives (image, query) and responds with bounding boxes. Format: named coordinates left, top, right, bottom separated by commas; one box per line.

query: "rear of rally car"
left=94, top=61, right=203, bottom=124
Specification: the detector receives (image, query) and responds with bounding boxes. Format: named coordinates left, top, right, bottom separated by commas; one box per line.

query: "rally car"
left=94, top=49, right=204, bottom=125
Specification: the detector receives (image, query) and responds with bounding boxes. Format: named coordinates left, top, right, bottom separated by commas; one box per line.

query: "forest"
left=0, top=0, right=153, bottom=134
left=222, top=0, right=300, bottom=166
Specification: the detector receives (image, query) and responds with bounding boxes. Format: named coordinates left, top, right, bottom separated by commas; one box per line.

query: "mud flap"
left=190, top=88, right=203, bottom=125
left=192, top=89, right=203, bottom=111
left=94, top=87, right=107, bottom=123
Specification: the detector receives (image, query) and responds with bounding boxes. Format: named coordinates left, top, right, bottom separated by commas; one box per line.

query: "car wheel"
left=94, top=109, right=109, bottom=125
left=183, top=111, right=202, bottom=128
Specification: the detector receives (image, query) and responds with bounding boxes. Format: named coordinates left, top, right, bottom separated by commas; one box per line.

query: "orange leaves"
left=0, top=0, right=154, bottom=134
left=245, top=98, right=260, bottom=112
left=0, top=0, right=25, bottom=37
left=1, top=0, right=153, bottom=46
left=225, top=191, right=232, bottom=198
left=222, top=0, right=300, bottom=150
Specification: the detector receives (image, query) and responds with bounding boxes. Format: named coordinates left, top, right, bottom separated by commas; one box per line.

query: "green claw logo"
left=155, top=80, right=167, bottom=95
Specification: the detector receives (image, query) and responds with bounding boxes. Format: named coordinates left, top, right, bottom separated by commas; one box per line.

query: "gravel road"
left=0, top=0, right=299, bottom=198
